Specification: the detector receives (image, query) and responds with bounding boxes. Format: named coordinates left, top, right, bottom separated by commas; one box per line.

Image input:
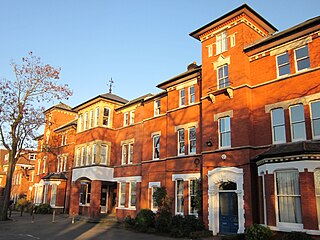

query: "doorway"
left=100, top=186, right=109, bottom=214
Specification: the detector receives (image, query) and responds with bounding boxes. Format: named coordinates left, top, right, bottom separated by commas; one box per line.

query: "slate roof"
left=244, top=16, right=320, bottom=52
left=255, top=141, right=320, bottom=161
left=42, top=172, right=68, bottom=180
left=44, top=102, right=74, bottom=114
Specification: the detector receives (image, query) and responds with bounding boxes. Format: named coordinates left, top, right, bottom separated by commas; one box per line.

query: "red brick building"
left=32, top=4, right=320, bottom=236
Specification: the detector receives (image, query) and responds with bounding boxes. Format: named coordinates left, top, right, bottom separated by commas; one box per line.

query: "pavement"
left=0, top=211, right=218, bottom=240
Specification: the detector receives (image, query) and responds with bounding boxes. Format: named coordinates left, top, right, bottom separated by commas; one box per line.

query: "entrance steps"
left=75, top=212, right=119, bottom=225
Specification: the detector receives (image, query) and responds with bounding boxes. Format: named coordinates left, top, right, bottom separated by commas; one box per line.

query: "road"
left=0, top=212, right=182, bottom=240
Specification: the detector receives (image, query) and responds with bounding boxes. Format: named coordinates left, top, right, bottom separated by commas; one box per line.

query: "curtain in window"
left=276, top=171, right=302, bottom=223
left=314, top=170, right=320, bottom=225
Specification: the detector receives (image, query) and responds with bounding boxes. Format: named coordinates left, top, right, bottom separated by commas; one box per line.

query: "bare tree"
left=0, top=52, right=72, bottom=220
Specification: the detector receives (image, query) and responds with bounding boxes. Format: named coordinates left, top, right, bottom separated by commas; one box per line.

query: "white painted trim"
left=270, top=36, right=312, bottom=56
left=289, top=104, right=306, bottom=142
left=213, top=55, right=230, bottom=70
left=172, top=173, right=200, bottom=181
left=113, top=175, right=142, bottom=183
left=265, top=93, right=320, bottom=113
left=309, top=100, right=320, bottom=140
left=207, top=167, right=244, bottom=235
left=258, top=160, right=320, bottom=176
left=148, top=182, right=161, bottom=188
left=174, top=122, right=199, bottom=132
left=72, top=166, right=114, bottom=181
left=214, top=110, right=233, bottom=121
left=176, top=79, right=197, bottom=90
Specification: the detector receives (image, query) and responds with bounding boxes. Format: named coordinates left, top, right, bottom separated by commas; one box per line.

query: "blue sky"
left=1, top=0, right=319, bottom=108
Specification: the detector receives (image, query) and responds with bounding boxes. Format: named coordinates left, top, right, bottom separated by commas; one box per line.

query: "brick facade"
left=31, top=4, right=320, bottom=236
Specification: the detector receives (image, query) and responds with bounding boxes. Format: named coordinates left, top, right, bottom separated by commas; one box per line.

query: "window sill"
left=116, top=206, right=136, bottom=211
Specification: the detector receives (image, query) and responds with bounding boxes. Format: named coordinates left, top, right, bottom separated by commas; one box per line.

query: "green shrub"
left=182, top=215, right=205, bottom=237
left=124, top=215, right=135, bottom=228
left=170, top=228, right=184, bottom=238
left=155, top=208, right=172, bottom=233
left=135, top=209, right=155, bottom=232
left=245, top=224, right=272, bottom=240
left=171, top=215, right=184, bottom=229
left=34, top=203, right=52, bottom=214
left=281, top=232, right=313, bottom=240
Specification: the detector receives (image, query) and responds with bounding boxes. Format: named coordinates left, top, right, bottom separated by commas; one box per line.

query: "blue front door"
left=219, top=192, right=239, bottom=234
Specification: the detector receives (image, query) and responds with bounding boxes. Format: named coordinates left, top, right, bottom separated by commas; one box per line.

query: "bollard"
left=52, top=210, right=55, bottom=223
left=72, top=213, right=75, bottom=224
left=31, top=209, right=35, bottom=223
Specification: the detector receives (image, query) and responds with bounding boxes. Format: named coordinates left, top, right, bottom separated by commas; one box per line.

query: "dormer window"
left=180, top=89, right=186, bottom=107
left=154, top=99, right=161, bottom=116
left=216, top=31, right=228, bottom=54
left=124, top=112, right=129, bottom=126
left=103, top=107, right=110, bottom=127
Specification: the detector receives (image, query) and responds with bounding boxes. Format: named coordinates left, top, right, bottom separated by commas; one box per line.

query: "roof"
left=44, top=102, right=74, bottom=114
left=157, top=63, right=201, bottom=90
left=54, top=119, right=77, bottom=132
left=116, top=93, right=154, bottom=110
left=190, top=4, right=277, bottom=41
left=42, top=172, right=68, bottom=180
left=244, top=16, right=320, bottom=53
left=255, top=141, right=320, bottom=161
left=73, top=92, right=128, bottom=111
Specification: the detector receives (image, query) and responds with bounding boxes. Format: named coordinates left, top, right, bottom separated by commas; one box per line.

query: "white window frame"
left=217, top=64, right=229, bottom=89
left=219, top=116, right=231, bottom=149
left=188, top=127, right=196, bottom=154
left=92, top=144, right=97, bottom=164
left=95, top=107, right=100, bottom=126
left=119, top=182, right=126, bottom=208
left=271, top=108, right=286, bottom=144
left=81, top=147, right=86, bottom=166
left=100, top=144, right=108, bottom=165
left=84, top=112, right=89, bottom=130
left=79, top=181, right=91, bottom=206
left=103, top=107, right=110, bottom=127
left=289, top=104, right=306, bottom=142
left=178, top=129, right=185, bottom=155
left=90, top=110, right=94, bottom=128
left=175, top=179, right=184, bottom=215
left=153, top=135, right=160, bottom=160
left=50, top=184, right=57, bottom=207
left=275, top=170, right=303, bottom=229
left=310, top=100, right=320, bottom=140
left=314, top=169, right=320, bottom=229
left=179, top=89, right=186, bottom=107
left=129, top=181, right=137, bottom=208
left=294, top=45, right=310, bottom=72
left=121, top=144, right=128, bottom=165
left=37, top=159, right=41, bottom=175
left=123, top=112, right=129, bottom=126
left=189, top=85, right=195, bottom=104
left=216, top=30, right=228, bottom=54
left=76, top=148, right=80, bottom=167
left=151, top=185, right=159, bottom=212
left=189, top=179, right=198, bottom=215
left=276, top=52, right=290, bottom=77
left=86, top=146, right=91, bottom=165
left=128, top=143, right=133, bottom=164
left=154, top=99, right=161, bottom=116
left=130, top=110, right=135, bottom=125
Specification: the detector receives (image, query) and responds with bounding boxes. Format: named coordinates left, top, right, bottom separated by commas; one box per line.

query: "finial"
left=108, top=78, right=114, bottom=93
